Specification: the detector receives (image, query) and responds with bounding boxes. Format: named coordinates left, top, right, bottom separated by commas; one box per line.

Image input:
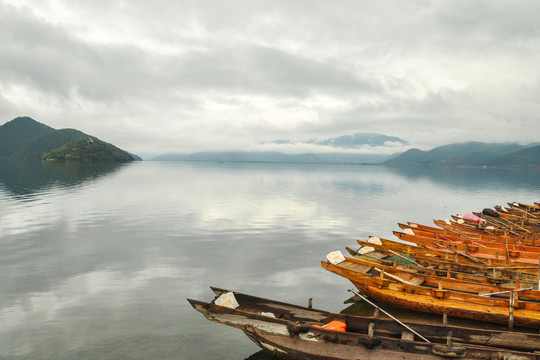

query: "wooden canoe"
left=495, top=205, right=540, bottom=220
left=357, top=237, right=540, bottom=271
left=393, top=231, right=540, bottom=264
left=476, top=210, right=540, bottom=224
left=321, top=259, right=540, bottom=328
left=401, top=221, right=536, bottom=243
left=434, top=219, right=540, bottom=239
left=473, top=212, right=540, bottom=233
left=189, top=287, right=540, bottom=359
left=452, top=213, right=540, bottom=233
left=398, top=223, right=539, bottom=246
left=463, top=213, right=540, bottom=231
left=345, top=246, right=539, bottom=289
left=447, top=216, right=540, bottom=236
left=396, top=228, right=540, bottom=254
left=508, top=202, right=540, bottom=212
left=331, top=255, right=540, bottom=304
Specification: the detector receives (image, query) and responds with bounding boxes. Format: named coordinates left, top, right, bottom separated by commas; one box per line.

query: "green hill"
left=43, top=137, right=135, bottom=161
left=384, top=142, right=532, bottom=167
left=0, top=117, right=137, bottom=161
left=12, top=128, right=89, bottom=160
left=489, top=145, right=540, bottom=168
left=0, top=117, right=55, bottom=158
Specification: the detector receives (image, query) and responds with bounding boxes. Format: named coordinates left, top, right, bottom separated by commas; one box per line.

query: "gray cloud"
left=1, top=0, right=540, bottom=157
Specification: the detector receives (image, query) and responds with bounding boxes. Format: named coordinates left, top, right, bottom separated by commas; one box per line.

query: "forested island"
left=0, top=117, right=139, bottom=161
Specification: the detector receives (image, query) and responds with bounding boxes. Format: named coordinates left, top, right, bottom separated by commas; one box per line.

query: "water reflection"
left=0, top=160, right=127, bottom=198
left=385, top=166, right=540, bottom=191
left=244, top=350, right=280, bottom=359
left=2, top=161, right=540, bottom=359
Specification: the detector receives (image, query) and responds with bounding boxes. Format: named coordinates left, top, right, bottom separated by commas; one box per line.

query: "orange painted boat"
left=393, top=231, right=540, bottom=265
left=357, top=237, right=540, bottom=272
left=433, top=219, right=540, bottom=239
left=508, top=202, right=540, bottom=212
left=471, top=213, right=540, bottom=234
left=454, top=211, right=540, bottom=230
left=399, top=222, right=539, bottom=245
left=337, top=255, right=540, bottom=301
left=394, top=230, right=540, bottom=258
left=322, top=258, right=540, bottom=328
left=345, top=246, right=539, bottom=289
left=495, top=205, right=540, bottom=220
left=405, top=221, right=534, bottom=242
left=396, top=227, right=540, bottom=253
left=483, top=207, right=540, bottom=220
left=467, top=213, right=540, bottom=230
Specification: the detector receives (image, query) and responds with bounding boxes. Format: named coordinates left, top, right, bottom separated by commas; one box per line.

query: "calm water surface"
left=1, top=160, right=539, bottom=359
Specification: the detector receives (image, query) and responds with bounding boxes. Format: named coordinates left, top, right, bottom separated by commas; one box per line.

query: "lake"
left=1, top=160, right=539, bottom=359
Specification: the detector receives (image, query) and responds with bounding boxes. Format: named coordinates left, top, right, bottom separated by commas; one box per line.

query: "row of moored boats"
left=189, top=201, right=540, bottom=359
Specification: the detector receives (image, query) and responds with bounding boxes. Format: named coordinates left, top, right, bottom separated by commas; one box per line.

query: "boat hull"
left=322, top=261, right=540, bottom=328
left=189, top=288, right=540, bottom=359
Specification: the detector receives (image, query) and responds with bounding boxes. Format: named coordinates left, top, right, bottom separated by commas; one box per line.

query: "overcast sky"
left=1, top=1, right=540, bottom=158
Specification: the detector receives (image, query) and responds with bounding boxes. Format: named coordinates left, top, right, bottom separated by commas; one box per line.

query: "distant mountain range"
left=153, top=151, right=389, bottom=163
left=271, top=133, right=408, bottom=148
left=384, top=142, right=540, bottom=168
left=155, top=139, right=540, bottom=168
left=0, top=117, right=140, bottom=161
left=154, top=132, right=406, bottom=163
left=5, top=117, right=538, bottom=168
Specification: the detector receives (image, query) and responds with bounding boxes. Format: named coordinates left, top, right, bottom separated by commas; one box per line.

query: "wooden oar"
left=434, top=243, right=489, bottom=266
left=372, top=267, right=415, bottom=286
left=492, top=215, right=532, bottom=234
left=433, top=225, right=476, bottom=240
left=479, top=287, right=533, bottom=297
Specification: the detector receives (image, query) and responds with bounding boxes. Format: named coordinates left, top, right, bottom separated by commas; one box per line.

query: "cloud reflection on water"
left=2, top=162, right=540, bottom=359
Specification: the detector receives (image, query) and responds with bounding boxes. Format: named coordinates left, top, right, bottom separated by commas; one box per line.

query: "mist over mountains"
left=155, top=135, right=540, bottom=168
left=154, top=133, right=407, bottom=163
left=270, top=133, right=408, bottom=148
left=3, top=116, right=538, bottom=168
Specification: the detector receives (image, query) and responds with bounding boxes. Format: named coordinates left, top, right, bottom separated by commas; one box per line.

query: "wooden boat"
left=466, top=213, right=540, bottom=230
left=433, top=218, right=521, bottom=237
left=495, top=205, right=540, bottom=220
left=401, top=221, right=535, bottom=243
left=450, top=215, right=540, bottom=235
left=398, top=222, right=539, bottom=246
left=322, top=258, right=540, bottom=328
left=393, top=230, right=540, bottom=264
left=483, top=207, right=540, bottom=221
left=357, top=237, right=540, bottom=271
left=468, top=212, right=540, bottom=237
left=395, top=228, right=540, bottom=254
left=440, top=217, right=537, bottom=235
left=327, top=255, right=540, bottom=304
left=345, top=246, right=539, bottom=289
left=508, top=202, right=540, bottom=213
left=453, top=212, right=540, bottom=232
left=434, top=219, right=540, bottom=239
left=189, top=287, right=540, bottom=359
